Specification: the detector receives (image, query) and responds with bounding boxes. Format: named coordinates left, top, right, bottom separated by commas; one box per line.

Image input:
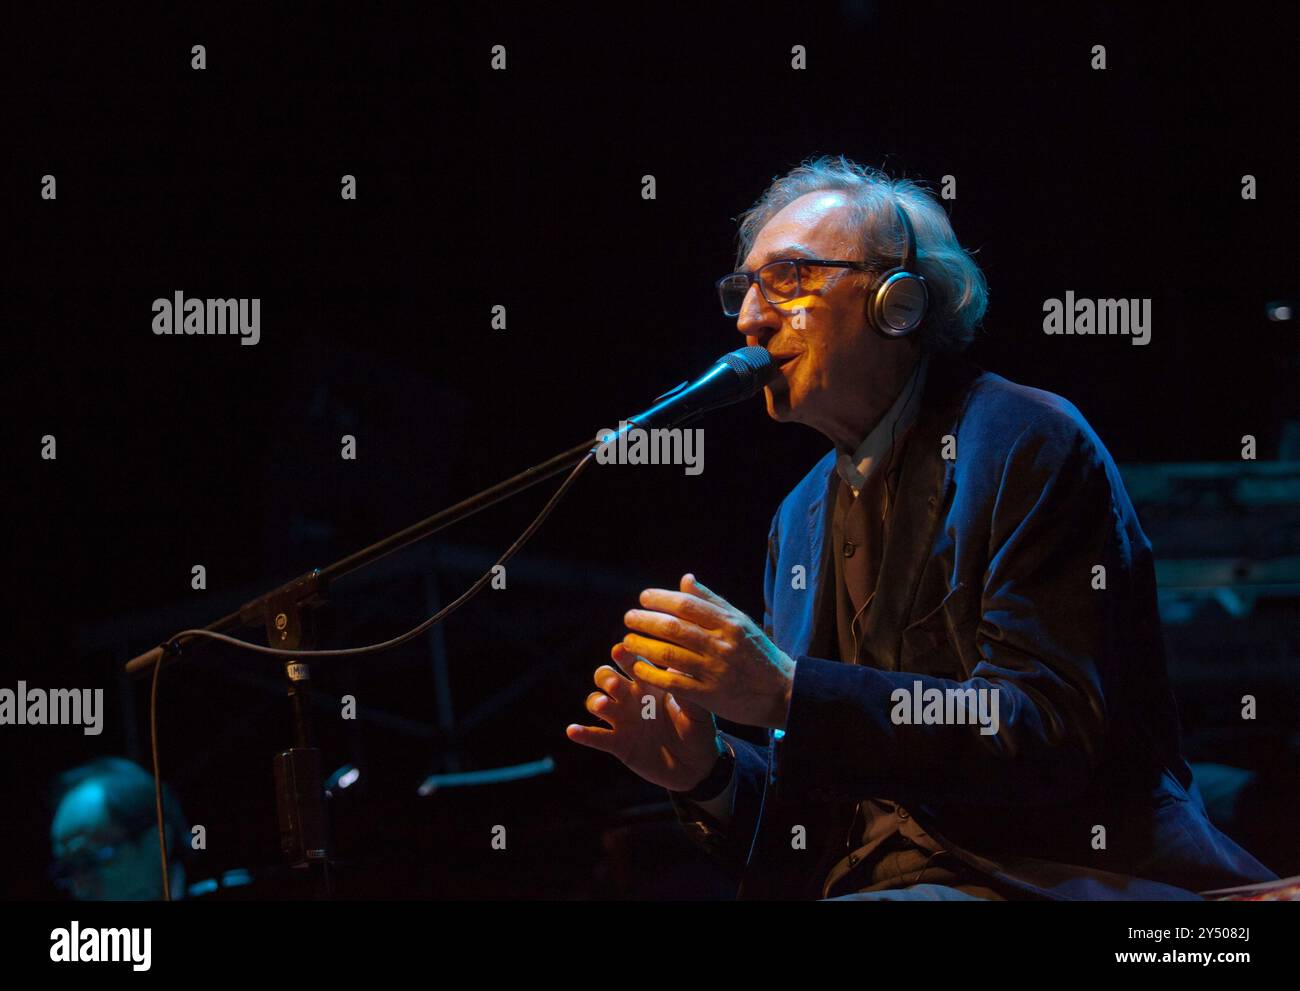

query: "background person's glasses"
left=716, top=258, right=874, bottom=317
left=48, top=842, right=120, bottom=887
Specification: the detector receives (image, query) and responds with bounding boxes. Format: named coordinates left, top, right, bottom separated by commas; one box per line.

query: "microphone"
left=621, top=346, right=779, bottom=432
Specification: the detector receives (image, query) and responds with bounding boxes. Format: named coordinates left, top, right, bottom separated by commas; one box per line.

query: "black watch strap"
left=675, top=739, right=735, bottom=803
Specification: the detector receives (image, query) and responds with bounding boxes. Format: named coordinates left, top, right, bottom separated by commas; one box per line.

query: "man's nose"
left=736, top=285, right=779, bottom=345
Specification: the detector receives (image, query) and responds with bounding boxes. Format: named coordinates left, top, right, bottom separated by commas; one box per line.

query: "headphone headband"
left=865, top=195, right=929, bottom=339
left=892, top=198, right=918, bottom=272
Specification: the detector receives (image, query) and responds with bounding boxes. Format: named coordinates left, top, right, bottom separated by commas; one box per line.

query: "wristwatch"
left=675, top=737, right=736, bottom=803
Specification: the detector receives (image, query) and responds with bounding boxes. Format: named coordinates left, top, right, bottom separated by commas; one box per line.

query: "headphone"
left=865, top=199, right=929, bottom=338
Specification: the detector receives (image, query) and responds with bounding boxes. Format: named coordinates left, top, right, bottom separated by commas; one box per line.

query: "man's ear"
left=129, top=823, right=171, bottom=860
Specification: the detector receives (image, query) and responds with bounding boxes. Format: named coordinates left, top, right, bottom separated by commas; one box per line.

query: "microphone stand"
left=123, top=433, right=602, bottom=894
left=121, top=340, right=775, bottom=896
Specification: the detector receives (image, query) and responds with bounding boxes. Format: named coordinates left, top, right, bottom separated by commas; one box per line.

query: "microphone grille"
left=719, top=346, right=779, bottom=395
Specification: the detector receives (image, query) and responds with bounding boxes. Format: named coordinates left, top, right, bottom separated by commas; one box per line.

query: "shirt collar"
left=834, top=355, right=929, bottom=497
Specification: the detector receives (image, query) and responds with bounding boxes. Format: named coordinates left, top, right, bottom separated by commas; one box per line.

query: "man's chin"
left=764, top=383, right=798, bottom=422
left=763, top=387, right=788, bottom=421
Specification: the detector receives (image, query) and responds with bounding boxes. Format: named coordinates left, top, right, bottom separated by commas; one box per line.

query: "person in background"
left=49, top=756, right=190, bottom=900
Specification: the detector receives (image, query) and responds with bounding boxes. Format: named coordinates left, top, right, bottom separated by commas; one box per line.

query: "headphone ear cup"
left=869, top=272, right=928, bottom=338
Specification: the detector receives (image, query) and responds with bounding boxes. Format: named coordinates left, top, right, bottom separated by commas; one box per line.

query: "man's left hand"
left=621, top=573, right=796, bottom=730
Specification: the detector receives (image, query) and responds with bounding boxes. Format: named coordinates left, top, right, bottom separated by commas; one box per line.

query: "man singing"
left=566, top=155, right=1274, bottom=900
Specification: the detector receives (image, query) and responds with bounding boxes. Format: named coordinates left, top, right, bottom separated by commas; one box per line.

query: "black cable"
left=146, top=448, right=598, bottom=898
left=160, top=451, right=597, bottom=660
left=150, top=649, right=170, bottom=901
left=850, top=355, right=925, bottom=663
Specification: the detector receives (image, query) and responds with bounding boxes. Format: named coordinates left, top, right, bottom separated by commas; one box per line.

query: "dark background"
left=4, top=2, right=1297, bottom=898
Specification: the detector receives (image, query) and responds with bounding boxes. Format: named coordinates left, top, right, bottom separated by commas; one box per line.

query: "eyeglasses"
left=716, top=258, right=874, bottom=317
left=49, top=841, right=121, bottom=886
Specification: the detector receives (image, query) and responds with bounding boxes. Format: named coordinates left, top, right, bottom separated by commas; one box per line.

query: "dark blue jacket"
left=676, top=355, right=1275, bottom=900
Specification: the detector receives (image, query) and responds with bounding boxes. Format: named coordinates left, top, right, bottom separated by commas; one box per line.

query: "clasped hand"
left=620, top=573, right=795, bottom=731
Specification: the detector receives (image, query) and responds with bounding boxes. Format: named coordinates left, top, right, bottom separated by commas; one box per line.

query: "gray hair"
left=733, top=155, right=988, bottom=353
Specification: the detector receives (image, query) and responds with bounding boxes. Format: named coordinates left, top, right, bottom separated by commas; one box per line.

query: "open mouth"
left=770, top=354, right=801, bottom=374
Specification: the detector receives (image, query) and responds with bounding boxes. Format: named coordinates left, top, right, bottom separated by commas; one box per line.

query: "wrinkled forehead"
left=745, top=190, right=859, bottom=268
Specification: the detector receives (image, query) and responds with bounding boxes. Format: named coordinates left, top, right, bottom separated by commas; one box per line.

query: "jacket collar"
left=834, top=355, right=930, bottom=497
left=807, top=351, right=983, bottom=668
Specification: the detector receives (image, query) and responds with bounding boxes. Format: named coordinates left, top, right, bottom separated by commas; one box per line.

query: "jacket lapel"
left=854, top=355, right=982, bottom=671
left=803, top=459, right=838, bottom=661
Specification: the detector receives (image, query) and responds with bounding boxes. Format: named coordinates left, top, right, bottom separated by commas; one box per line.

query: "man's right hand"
left=566, top=642, right=721, bottom=793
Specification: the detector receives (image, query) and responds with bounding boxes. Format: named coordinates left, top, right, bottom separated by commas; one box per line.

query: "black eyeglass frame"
left=715, top=258, right=877, bottom=317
